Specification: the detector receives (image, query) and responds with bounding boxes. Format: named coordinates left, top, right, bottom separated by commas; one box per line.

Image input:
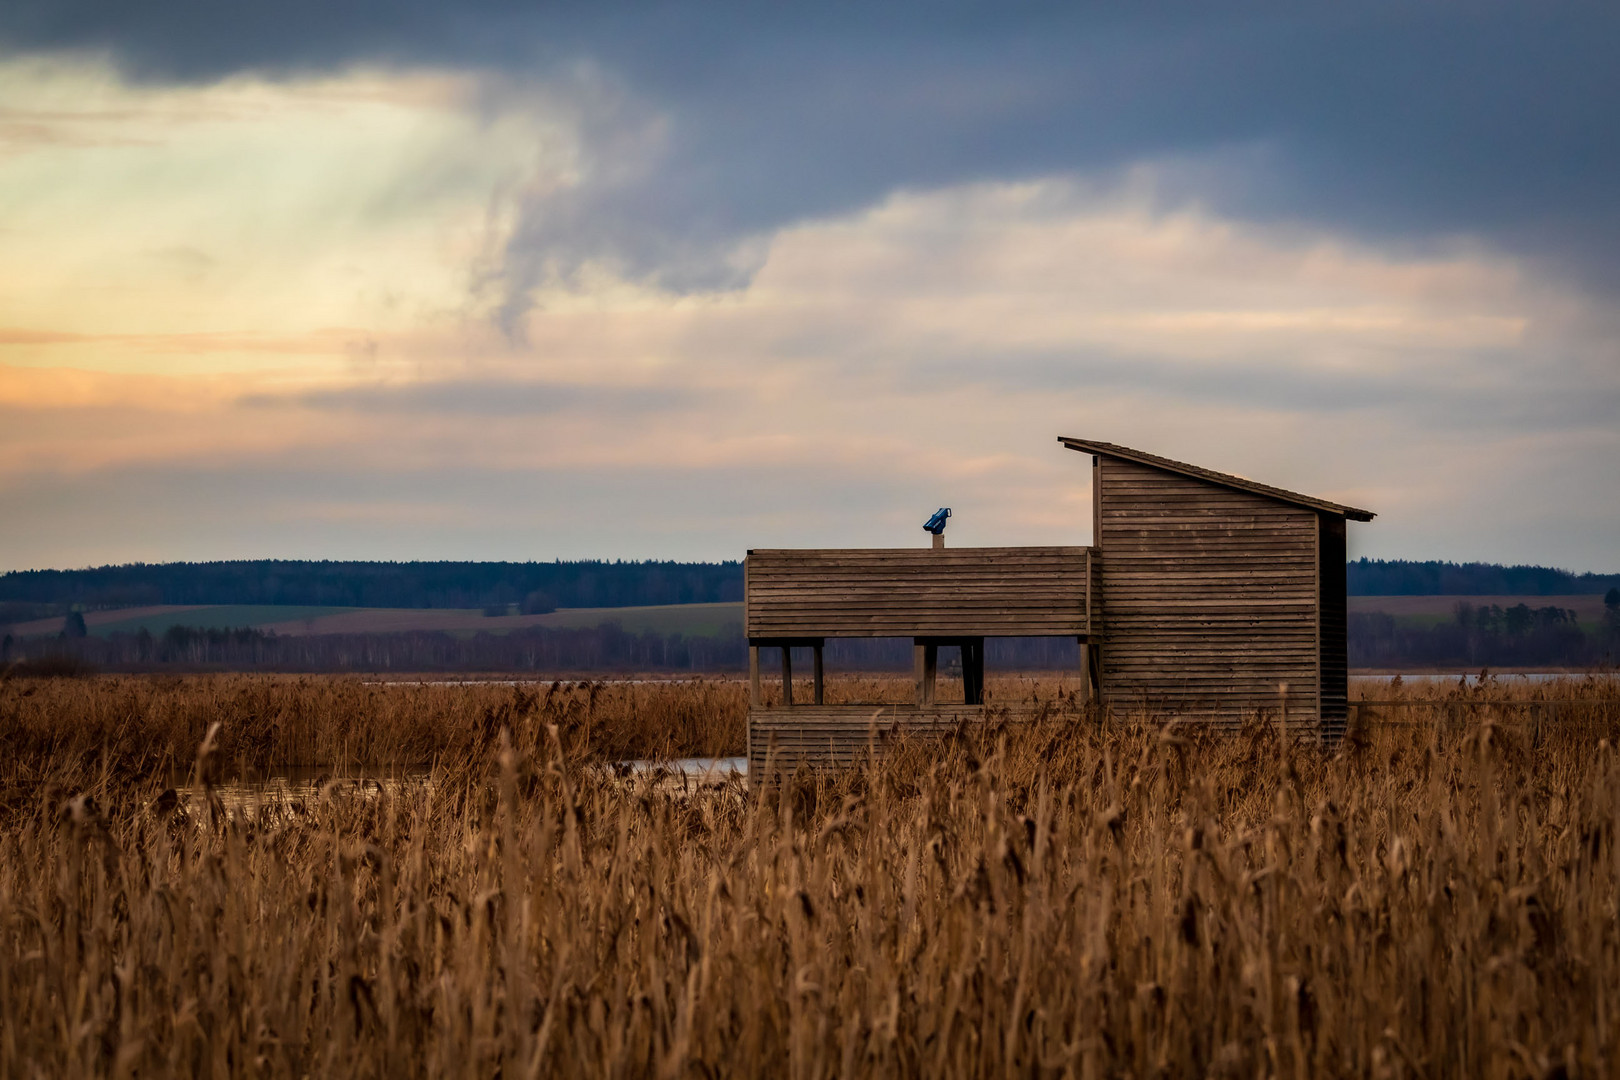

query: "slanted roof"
left=1058, top=437, right=1376, bottom=521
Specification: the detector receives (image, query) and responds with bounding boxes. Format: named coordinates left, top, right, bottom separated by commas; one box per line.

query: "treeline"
left=5, top=609, right=1614, bottom=673
left=1348, top=559, right=1620, bottom=596
left=1350, top=596, right=1620, bottom=669
left=0, top=627, right=1081, bottom=675
left=0, top=559, right=744, bottom=614
left=5, top=557, right=1618, bottom=617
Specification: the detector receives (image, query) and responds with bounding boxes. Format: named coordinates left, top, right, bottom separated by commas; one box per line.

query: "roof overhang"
left=1059, top=437, right=1375, bottom=522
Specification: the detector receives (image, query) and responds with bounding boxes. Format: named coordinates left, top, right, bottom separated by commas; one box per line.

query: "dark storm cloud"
left=7, top=3, right=1618, bottom=313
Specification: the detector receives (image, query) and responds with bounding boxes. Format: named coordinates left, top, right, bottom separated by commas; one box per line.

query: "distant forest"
left=1350, top=597, right=1620, bottom=670
left=1, top=557, right=1616, bottom=618
left=6, top=596, right=1617, bottom=674
left=0, top=559, right=743, bottom=616
left=1346, top=559, right=1620, bottom=596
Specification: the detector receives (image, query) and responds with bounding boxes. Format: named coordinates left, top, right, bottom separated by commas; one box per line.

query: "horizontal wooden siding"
left=1096, top=457, right=1321, bottom=726
left=745, top=547, right=1091, bottom=639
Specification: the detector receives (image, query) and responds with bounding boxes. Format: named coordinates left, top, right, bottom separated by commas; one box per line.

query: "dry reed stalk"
left=0, top=674, right=1617, bottom=1076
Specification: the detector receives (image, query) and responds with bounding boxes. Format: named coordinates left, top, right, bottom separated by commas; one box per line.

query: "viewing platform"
left=744, top=545, right=1100, bottom=778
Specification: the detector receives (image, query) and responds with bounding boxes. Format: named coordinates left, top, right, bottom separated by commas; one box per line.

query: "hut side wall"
left=1096, top=456, right=1321, bottom=726
left=1317, top=513, right=1348, bottom=738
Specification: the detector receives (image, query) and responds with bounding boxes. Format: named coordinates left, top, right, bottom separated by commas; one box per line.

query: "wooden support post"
left=812, top=644, right=824, bottom=705
left=1078, top=642, right=1092, bottom=704
left=748, top=645, right=761, bottom=707
left=962, top=638, right=984, bottom=705
left=913, top=641, right=938, bottom=706
left=781, top=646, right=794, bottom=706
left=914, top=643, right=926, bottom=706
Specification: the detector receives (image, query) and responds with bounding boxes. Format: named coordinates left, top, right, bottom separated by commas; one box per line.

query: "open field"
left=3, top=603, right=213, bottom=637
left=260, top=601, right=743, bottom=638
left=3, top=604, right=361, bottom=638
left=3, top=673, right=1620, bottom=1077
left=4, top=601, right=744, bottom=640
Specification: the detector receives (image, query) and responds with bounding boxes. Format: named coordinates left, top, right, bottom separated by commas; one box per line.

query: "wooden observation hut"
left=745, top=438, right=1374, bottom=775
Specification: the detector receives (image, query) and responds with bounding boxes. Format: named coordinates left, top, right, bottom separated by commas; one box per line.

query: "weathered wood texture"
left=1061, top=438, right=1375, bottom=521
left=746, top=701, right=1345, bottom=777
left=1095, top=456, right=1322, bottom=726
left=745, top=547, right=1093, bottom=639
left=1318, top=513, right=1349, bottom=740
left=748, top=705, right=996, bottom=776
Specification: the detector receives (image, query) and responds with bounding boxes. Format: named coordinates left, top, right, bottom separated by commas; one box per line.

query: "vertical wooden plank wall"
left=1317, top=513, right=1349, bottom=739
left=1095, top=456, right=1322, bottom=727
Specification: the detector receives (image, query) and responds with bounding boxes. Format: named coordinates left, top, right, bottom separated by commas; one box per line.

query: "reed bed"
left=1, top=673, right=1619, bottom=1077
left=0, top=675, right=748, bottom=792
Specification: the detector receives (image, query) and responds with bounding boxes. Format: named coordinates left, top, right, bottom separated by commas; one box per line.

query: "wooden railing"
left=744, top=546, right=1095, bottom=641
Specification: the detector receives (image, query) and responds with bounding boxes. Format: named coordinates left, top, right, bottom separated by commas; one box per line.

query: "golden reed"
left=0, top=672, right=1617, bottom=1076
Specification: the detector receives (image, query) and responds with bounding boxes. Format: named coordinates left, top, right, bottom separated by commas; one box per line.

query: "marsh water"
left=1353, top=673, right=1588, bottom=684
left=171, top=756, right=748, bottom=814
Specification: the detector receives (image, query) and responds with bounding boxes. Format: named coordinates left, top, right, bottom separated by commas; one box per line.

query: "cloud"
left=3, top=171, right=1616, bottom=570
left=0, top=59, right=546, bottom=370
left=245, top=378, right=691, bottom=417
left=5, top=4, right=1619, bottom=322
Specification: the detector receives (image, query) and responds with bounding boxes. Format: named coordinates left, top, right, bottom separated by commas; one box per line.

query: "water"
left=614, top=757, right=747, bottom=781
left=1354, top=673, right=1614, bottom=685
left=171, top=756, right=746, bottom=815
left=170, top=770, right=430, bottom=816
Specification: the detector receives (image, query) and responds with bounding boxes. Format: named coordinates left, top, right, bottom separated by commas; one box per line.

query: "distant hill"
left=0, top=559, right=743, bottom=614
left=1348, top=559, right=1620, bottom=596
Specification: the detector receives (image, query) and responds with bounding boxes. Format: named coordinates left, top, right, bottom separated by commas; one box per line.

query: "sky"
left=1, top=4, right=1617, bottom=572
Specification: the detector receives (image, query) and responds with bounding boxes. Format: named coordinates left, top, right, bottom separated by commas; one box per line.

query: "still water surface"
left=175, top=757, right=747, bottom=814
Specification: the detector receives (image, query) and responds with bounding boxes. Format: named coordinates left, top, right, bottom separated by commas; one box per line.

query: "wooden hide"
left=743, top=439, right=1370, bottom=771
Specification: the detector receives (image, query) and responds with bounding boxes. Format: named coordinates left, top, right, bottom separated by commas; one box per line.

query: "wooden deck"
left=744, top=546, right=1100, bottom=778
left=747, top=704, right=998, bottom=776
left=747, top=700, right=1324, bottom=777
